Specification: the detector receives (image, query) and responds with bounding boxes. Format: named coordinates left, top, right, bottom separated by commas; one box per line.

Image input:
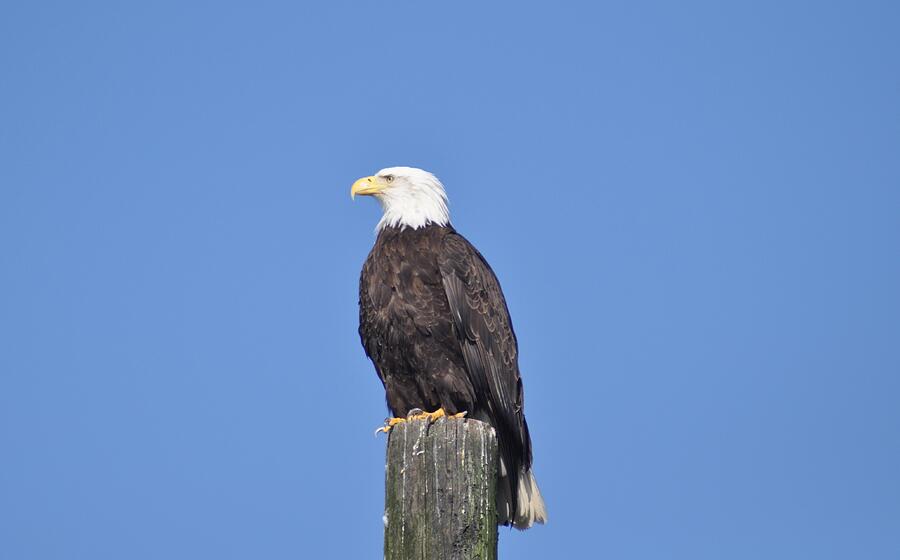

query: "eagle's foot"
left=375, top=409, right=468, bottom=435
left=374, top=416, right=408, bottom=435
left=407, top=408, right=468, bottom=423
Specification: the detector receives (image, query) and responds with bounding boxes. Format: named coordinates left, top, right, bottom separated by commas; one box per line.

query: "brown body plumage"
left=358, top=222, right=545, bottom=528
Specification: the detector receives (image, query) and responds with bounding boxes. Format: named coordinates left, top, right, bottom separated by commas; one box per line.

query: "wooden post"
left=384, top=417, right=499, bottom=560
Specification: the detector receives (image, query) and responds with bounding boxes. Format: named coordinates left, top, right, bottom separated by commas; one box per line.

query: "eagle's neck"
left=376, top=181, right=450, bottom=232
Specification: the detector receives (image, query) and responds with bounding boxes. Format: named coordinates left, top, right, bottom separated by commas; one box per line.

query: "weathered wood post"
left=384, top=417, right=499, bottom=560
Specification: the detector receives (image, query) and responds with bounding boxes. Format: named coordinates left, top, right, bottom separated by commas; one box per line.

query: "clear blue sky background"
left=2, top=1, right=898, bottom=558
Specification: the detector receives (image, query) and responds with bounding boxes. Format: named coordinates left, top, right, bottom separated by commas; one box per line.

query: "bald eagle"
left=352, top=166, right=547, bottom=529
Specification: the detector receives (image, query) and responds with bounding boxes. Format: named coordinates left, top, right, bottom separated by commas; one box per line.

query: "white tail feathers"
left=497, top=470, right=547, bottom=530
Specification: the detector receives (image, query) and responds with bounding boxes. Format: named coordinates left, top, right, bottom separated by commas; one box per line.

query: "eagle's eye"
left=384, top=175, right=394, bottom=183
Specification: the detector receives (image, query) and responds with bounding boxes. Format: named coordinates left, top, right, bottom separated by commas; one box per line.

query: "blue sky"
left=2, top=1, right=899, bottom=558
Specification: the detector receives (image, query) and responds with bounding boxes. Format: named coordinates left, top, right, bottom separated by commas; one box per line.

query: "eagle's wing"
left=438, top=232, right=531, bottom=468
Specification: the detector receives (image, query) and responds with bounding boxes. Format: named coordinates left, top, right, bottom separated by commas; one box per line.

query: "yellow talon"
left=407, top=408, right=468, bottom=422
left=375, top=417, right=407, bottom=435
left=375, top=409, right=467, bottom=435
left=408, top=408, right=445, bottom=422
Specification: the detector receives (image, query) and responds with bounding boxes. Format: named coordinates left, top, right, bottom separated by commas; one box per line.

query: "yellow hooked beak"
left=351, top=176, right=387, bottom=200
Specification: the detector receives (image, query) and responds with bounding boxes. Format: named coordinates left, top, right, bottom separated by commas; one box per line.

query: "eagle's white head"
left=351, top=166, right=450, bottom=231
